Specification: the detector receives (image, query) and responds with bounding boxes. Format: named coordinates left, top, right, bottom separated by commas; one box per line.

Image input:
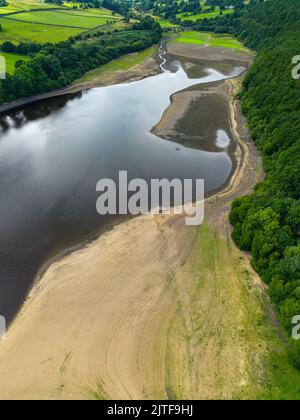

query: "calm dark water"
left=0, top=58, right=244, bottom=323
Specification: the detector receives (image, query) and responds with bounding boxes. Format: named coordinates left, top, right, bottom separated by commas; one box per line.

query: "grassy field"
left=54, top=9, right=120, bottom=19
left=177, top=6, right=233, bottom=21
left=63, top=6, right=120, bottom=18
left=0, top=18, right=84, bottom=43
left=75, top=46, right=156, bottom=84
left=4, top=11, right=117, bottom=29
left=0, top=0, right=57, bottom=14
left=154, top=1, right=234, bottom=27
left=85, top=20, right=130, bottom=37
left=154, top=17, right=180, bottom=28
left=174, top=31, right=250, bottom=52
left=178, top=9, right=233, bottom=21
left=0, top=1, right=122, bottom=43
left=0, top=51, right=29, bottom=73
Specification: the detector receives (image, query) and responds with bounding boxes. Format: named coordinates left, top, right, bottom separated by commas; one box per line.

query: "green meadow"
left=177, top=5, right=233, bottom=21
left=0, top=51, right=29, bottom=73
left=178, top=9, right=233, bottom=21
left=0, top=0, right=57, bottom=14
left=63, top=5, right=119, bottom=17
left=154, top=17, right=180, bottom=28
left=174, top=31, right=250, bottom=52
left=75, top=45, right=156, bottom=84
left=55, top=8, right=120, bottom=19
left=0, top=1, right=122, bottom=43
left=0, top=18, right=83, bottom=43
left=4, top=11, right=117, bottom=29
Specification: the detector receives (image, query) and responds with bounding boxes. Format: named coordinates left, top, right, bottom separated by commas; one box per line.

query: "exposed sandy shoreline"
left=0, top=43, right=274, bottom=400
left=152, top=80, right=234, bottom=150
left=167, top=42, right=253, bottom=65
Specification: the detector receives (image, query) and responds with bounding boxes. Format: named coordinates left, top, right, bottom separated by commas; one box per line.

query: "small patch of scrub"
left=60, top=351, right=72, bottom=375
left=88, top=380, right=108, bottom=400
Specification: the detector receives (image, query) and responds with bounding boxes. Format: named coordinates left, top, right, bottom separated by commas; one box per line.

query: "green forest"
left=202, top=0, right=300, bottom=369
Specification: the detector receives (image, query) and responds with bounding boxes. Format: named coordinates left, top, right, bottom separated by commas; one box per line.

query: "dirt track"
left=0, top=44, right=273, bottom=400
